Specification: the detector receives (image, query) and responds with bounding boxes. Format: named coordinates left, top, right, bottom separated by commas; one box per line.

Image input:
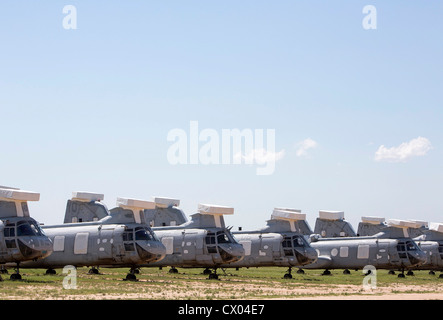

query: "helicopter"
left=0, top=186, right=53, bottom=280
left=358, top=216, right=443, bottom=277
left=226, top=208, right=318, bottom=279
left=301, top=211, right=427, bottom=277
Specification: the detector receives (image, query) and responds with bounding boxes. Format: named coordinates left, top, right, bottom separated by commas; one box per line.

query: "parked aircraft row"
left=1, top=185, right=440, bottom=282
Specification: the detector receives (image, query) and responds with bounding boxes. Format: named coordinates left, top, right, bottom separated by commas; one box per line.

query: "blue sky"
left=0, top=1, right=442, bottom=230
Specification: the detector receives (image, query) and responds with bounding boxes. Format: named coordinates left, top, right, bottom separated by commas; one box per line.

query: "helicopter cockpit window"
left=17, top=221, right=36, bottom=236
left=15, top=220, right=45, bottom=237
left=135, top=228, right=151, bottom=241
left=406, top=241, right=418, bottom=251
left=145, top=227, right=159, bottom=241
left=205, top=232, right=216, bottom=245
left=293, top=236, right=305, bottom=247
left=123, top=229, right=134, bottom=242
left=216, top=231, right=230, bottom=244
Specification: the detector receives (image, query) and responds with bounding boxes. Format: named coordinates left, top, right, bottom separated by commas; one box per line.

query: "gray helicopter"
left=21, top=192, right=166, bottom=280
left=0, top=186, right=53, bottom=280
left=144, top=200, right=246, bottom=280
left=226, top=208, right=318, bottom=278
left=301, top=211, right=427, bottom=277
left=358, top=217, right=443, bottom=277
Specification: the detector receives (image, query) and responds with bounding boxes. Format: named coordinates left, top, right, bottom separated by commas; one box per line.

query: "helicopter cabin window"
left=53, top=236, right=65, bottom=252
left=4, top=226, right=15, bottom=237
left=340, top=246, right=349, bottom=258
left=74, top=232, right=89, bottom=254
left=357, top=244, right=370, bottom=259
left=5, top=239, right=16, bottom=248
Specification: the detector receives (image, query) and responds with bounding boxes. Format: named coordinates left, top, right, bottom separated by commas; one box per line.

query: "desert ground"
left=1, top=266, right=443, bottom=300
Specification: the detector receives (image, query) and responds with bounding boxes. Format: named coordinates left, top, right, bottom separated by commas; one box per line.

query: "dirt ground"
left=2, top=268, right=443, bottom=300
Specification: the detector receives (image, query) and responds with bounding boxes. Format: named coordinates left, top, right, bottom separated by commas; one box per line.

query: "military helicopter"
left=226, top=208, right=318, bottom=279
left=301, top=211, right=427, bottom=277
left=358, top=217, right=443, bottom=277
left=0, top=186, right=53, bottom=280
left=21, top=192, right=166, bottom=280
left=144, top=200, right=246, bottom=280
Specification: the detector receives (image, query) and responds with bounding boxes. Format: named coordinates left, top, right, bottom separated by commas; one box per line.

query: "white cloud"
left=234, top=148, right=285, bottom=165
left=296, top=138, right=318, bottom=157
left=374, top=136, right=432, bottom=163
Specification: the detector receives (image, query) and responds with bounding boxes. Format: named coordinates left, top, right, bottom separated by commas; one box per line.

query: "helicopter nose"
left=232, top=244, right=245, bottom=262
left=149, top=241, right=167, bottom=261
left=219, top=243, right=245, bottom=262
left=306, top=247, right=318, bottom=263
left=139, top=240, right=166, bottom=262
left=417, top=250, right=427, bottom=265
left=39, top=238, right=53, bottom=258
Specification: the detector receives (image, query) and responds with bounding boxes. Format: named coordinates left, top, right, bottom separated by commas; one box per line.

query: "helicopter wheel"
left=208, top=273, right=219, bottom=280
left=125, top=273, right=137, bottom=281
left=343, top=269, right=351, bottom=275
left=296, top=268, right=305, bottom=274
left=88, top=267, right=100, bottom=275
left=46, top=268, right=57, bottom=275
left=406, top=270, right=414, bottom=276
left=10, top=273, right=22, bottom=280
left=429, top=271, right=435, bottom=275
left=169, top=267, right=179, bottom=274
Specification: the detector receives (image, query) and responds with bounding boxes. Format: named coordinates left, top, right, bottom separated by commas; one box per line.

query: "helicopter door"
left=98, top=227, right=114, bottom=260
left=182, top=231, right=197, bottom=262
left=375, top=240, right=390, bottom=265
left=205, top=232, right=218, bottom=254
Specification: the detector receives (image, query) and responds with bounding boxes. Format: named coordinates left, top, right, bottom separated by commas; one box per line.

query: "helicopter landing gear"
left=398, top=268, right=405, bottom=278
left=88, top=267, right=100, bottom=275
left=124, top=267, right=139, bottom=281
left=343, top=269, right=351, bottom=275
left=322, top=269, right=331, bottom=276
left=46, top=268, right=56, bottom=275
left=283, top=267, right=293, bottom=279
left=10, top=263, right=22, bottom=280
left=169, top=267, right=179, bottom=274
left=207, top=268, right=220, bottom=280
